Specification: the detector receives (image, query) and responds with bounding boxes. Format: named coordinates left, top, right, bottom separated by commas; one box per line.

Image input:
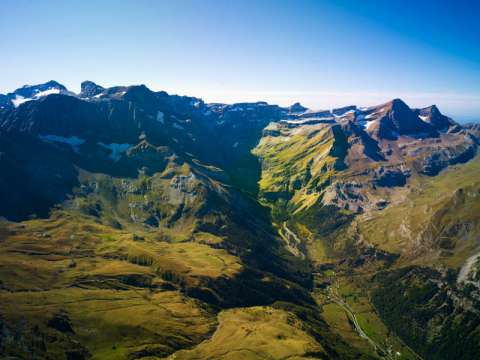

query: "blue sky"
left=1, top=0, right=479, bottom=121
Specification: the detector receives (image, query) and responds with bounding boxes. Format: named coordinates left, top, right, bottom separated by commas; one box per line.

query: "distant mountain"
left=0, top=80, right=73, bottom=109
left=0, top=80, right=479, bottom=360
left=79, top=80, right=105, bottom=98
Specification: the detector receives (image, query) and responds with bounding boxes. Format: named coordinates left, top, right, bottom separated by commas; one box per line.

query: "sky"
left=1, top=0, right=479, bottom=121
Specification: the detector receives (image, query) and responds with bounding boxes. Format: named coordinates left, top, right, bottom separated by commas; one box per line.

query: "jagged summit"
left=0, top=80, right=71, bottom=109
left=414, top=104, right=458, bottom=132
left=80, top=80, right=104, bottom=98
left=12, top=80, right=68, bottom=98
left=355, top=98, right=437, bottom=139
left=288, top=102, right=307, bottom=114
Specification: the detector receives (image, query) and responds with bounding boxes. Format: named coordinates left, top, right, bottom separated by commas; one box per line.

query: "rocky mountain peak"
left=4, top=80, right=70, bottom=108
left=288, top=102, right=307, bottom=113
left=388, top=98, right=409, bottom=110
left=14, top=80, right=67, bottom=96
left=368, top=98, right=437, bottom=139
left=415, top=104, right=457, bottom=131
left=80, top=80, right=104, bottom=98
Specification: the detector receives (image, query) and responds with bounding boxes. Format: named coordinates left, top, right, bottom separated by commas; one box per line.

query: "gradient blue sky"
left=1, top=0, right=479, bottom=121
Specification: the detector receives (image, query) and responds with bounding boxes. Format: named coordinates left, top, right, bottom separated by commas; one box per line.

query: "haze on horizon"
left=1, top=0, right=479, bottom=122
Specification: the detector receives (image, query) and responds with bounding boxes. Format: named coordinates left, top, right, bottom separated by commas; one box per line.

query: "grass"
left=321, top=302, right=375, bottom=355
left=357, top=155, right=480, bottom=268
left=0, top=210, right=243, bottom=359
left=315, top=275, right=420, bottom=360
left=2, top=117, right=479, bottom=359
left=253, top=123, right=341, bottom=212
left=165, top=306, right=327, bottom=360
left=0, top=288, right=215, bottom=360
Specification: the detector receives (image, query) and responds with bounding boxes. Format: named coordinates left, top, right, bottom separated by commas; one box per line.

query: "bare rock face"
left=80, top=80, right=104, bottom=98
left=414, top=105, right=457, bottom=132
left=360, top=99, right=437, bottom=140
left=418, top=136, right=477, bottom=175
left=0, top=94, right=12, bottom=109
left=288, top=102, right=307, bottom=114
left=168, top=173, right=199, bottom=205
left=465, top=123, right=480, bottom=138
left=47, top=312, right=74, bottom=333
left=374, top=166, right=411, bottom=187
left=322, top=181, right=366, bottom=213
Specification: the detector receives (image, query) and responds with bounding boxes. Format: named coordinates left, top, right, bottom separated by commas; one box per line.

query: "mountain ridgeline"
left=0, top=81, right=479, bottom=360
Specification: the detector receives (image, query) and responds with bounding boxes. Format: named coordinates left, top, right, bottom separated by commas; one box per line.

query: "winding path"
left=326, top=285, right=394, bottom=359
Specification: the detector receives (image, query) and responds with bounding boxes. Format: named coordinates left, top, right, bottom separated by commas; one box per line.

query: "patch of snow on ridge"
left=173, top=123, right=184, bottom=130
left=11, top=95, right=32, bottom=107
left=419, top=115, right=429, bottom=122
left=39, top=134, right=85, bottom=153
left=333, top=109, right=356, bottom=117
left=357, top=112, right=379, bottom=129
left=98, top=142, right=132, bottom=162
left=365, top=120, right=376, bottom=130
left=191, top=100, right=201, bottom=108
left=11, top=88, right=61, bottom=107
left=34, top=88, right=60, bottom=98
left=156, top=111, right=164, bottom=123
left=283, top=116, right=334, bottom=124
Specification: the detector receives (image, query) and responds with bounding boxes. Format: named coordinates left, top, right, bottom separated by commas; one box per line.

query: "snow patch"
left=39, top=134, right=85, bottom=153
left=284, top=116, right=333, bottom=124
left=365, top=120, right=376, bottom=130
left=11, top=88, right=61, bottom=107
left=156, top=111, right=164, bottom=124
left=173, top=123, right=184, bottom=130
left=191, top=100, right=201, bottom=108
left=419, top=115, right=429, bottom=122
left=333, top=109, right=355, bottom=117
left=98, top=142, right=132, bottom=162
left=11, top=95, right=32, bottom=107
left=35, top=88, right=60, bottom=98
left=357, top=111, right=380, bottom=129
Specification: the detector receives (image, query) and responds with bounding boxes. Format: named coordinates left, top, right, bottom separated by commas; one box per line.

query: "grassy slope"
left=0, top=211, right=239, bottom=359
left=358, top=155, right=480, bottom=268
left=165, top=306, right=327, bottom=360
left=0, top=209, right=372, bottom=360
left=254, top=118, right=480, bottom=359
left=2, top=116, right=479, bottom=359
left=253, top=123, right=340, bottom=213
left=347, top=156, right=480, bottom=359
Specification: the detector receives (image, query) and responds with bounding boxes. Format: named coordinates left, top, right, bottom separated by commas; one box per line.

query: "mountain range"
left=0, top=80, right=479, bottom=360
